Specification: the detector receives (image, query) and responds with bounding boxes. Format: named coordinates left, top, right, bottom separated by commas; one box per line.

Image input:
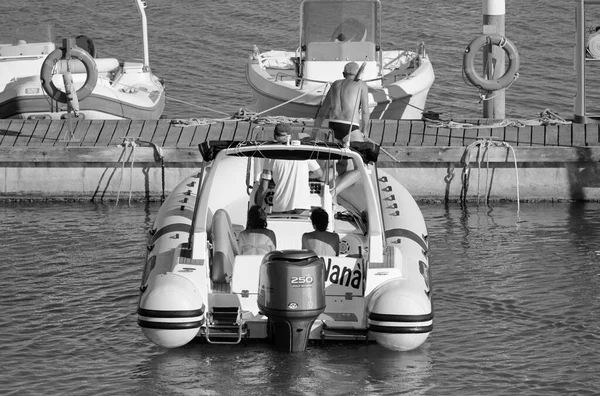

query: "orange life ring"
left=463, top=34, right=519, bottom=92
left=40, top=46, right=98, bottom=103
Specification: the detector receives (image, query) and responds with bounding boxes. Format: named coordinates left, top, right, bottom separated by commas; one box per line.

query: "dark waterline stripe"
left=137, top=319, right=202, bottom=330
left=384, top=228, right=428, bottom=251
left=137, top=307, right=204, bottom=318
left=368, top=312, right=433, bottom=322
left=368, top=323, right=433, bottom=334
left=149, top=223, right=192, bottom=245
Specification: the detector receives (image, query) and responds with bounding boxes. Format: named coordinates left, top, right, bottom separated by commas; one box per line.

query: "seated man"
left=255, top=123, right=323, bottom=213
left=302, top=208, right=340, bottom=256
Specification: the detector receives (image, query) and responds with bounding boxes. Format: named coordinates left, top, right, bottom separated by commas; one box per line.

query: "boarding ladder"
left=204, top=304, right=246, bottom=344
left=320, top=323, right=369, bottom=344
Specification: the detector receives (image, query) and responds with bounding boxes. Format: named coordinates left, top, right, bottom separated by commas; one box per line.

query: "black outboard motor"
left=257, top=250, right=326, bottom=352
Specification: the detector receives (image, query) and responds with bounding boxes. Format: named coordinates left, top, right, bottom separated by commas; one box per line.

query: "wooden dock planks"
left=2, top=119, right=600, bottom=167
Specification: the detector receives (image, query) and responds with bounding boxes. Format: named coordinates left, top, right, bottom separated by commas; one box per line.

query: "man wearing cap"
left=254, top=123, right=323, bottom=213
left=314, top=61, right=370, bottom=143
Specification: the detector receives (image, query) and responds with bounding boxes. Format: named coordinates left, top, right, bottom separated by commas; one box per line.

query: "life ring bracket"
left=462, top=34, right=520, bottom=92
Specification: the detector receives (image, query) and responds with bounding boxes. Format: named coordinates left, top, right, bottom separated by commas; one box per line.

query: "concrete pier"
left=1, top=118, right=600, bottom=202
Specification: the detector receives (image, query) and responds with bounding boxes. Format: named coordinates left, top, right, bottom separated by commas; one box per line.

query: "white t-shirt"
left=264, top=158, right=320, bottom=212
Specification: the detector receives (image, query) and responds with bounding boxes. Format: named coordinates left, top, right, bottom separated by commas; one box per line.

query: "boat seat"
left=303, top=60, right=379, bottom=83
left=267, top=218, right=314, bottom=250
left=76, top=35, right=97, bottom=58
left=55, top=58, right=120, bottom=74
left=305, top=42, right=376, bottom=62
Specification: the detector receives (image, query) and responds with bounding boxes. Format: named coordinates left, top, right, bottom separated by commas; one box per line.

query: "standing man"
left=314, top=61, right=370, bottom=144
left=254, top=123, right=323, bottom=213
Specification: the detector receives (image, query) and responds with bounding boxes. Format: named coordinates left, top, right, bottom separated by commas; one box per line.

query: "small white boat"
left=0, top=0, right=165, bottom=120
left=245, top=0, right=435, bottom=120
left=137, top=126, right=433, bottom=352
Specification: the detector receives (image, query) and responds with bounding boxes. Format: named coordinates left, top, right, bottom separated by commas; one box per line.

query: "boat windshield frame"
left=192, top=140, right=385, bottom=263
left=0, top=23, right=54, bottom=45
left=300, top=0, right=381, bottom=48
left=198, top=140, right=379, bottom=163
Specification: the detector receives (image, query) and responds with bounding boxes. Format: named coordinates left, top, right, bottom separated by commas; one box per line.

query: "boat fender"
left=462, top=34, right=519, bottom=92
left=40, top=46, right=98, bottom=103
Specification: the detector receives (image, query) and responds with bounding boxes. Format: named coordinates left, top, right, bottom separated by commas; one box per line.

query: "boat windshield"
left=0, top=23, right=54, bottom=45
left=301, top=0, right=380, bottom=46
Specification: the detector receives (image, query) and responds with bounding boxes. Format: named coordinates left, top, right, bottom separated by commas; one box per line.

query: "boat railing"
left=279, top=74, right=384, bottom=89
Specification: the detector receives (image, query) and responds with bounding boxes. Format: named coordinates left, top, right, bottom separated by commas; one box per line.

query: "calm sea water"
left=2, top=1, right=599, bottom=395
left=0, top=0, right=580, bottom=120
left=1, top=202, right=599, bottom=395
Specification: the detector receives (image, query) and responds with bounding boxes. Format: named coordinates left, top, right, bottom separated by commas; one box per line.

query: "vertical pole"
left=135, top=0, right=150, bottom=70
left=574, top=0, right=586, bottom=123
left=483, top=0, right=505, bottom=119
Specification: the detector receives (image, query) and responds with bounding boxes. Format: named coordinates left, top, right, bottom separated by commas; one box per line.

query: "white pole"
left=483, top=0, right=506, bottom=119
left=574, top=0, right=586, bottom=123
left=135, top=0, right=150, bottom=70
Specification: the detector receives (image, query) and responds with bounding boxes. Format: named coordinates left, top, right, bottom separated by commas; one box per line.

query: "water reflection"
left=134, top=341, right=433, bottom=395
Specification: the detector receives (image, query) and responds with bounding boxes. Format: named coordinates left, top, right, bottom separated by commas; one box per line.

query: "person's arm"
left=308, top=160, right=324, bottom=180
left=301, top=233, right=308, bottom=250
left=314, top=88, right=332, bottom=129
left=254, top=170, right=272, bottom=206
left=359, top=81, right=370, bottom=132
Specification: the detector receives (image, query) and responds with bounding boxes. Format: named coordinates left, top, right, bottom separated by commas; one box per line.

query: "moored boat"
left=245, top=0, right=435, bottom=120
left=137, top=125, right=433, bottom=352
left=0, top=0, right=165, bottom=120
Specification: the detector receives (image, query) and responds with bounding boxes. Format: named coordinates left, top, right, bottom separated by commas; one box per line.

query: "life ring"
left=463, top=34, right=519, bottom=92
left=40, top=46, right=98, bottom=103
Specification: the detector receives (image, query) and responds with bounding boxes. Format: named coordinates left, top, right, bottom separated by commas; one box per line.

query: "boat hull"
left=1, top=20, right=165, bottom=120
left=0, top=73, right=165, bottom=120
left=138, top=141, right=433, bottom=352
left=245, top=54, right=434, bottom=120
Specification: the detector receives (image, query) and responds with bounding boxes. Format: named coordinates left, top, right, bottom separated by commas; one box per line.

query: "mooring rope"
left=115, top=141, right=129, bottom=206
left=115, top=139, right=137, bottom=206
left=115, top=138, right=165, bottom=204
left=460, top=138, right=520, bottom=214
left=128, top=141, right=137, bottom=206
left=168, top=82, right=330, bottom=126
left=424, top=108, right=571, bottom=129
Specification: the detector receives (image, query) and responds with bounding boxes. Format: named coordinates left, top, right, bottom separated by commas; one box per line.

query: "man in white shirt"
left=255, top=123, right=323, bottom=213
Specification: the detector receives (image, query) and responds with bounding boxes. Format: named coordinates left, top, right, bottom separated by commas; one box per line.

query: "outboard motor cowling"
left=257, top=250, right=325, bottom=352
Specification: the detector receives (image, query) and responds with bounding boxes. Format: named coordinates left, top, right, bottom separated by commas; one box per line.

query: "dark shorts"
left=329, top=121, right=360, bottom=141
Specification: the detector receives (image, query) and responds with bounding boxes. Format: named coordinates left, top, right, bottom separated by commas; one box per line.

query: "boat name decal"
left=324, top=258, right=362, bottom=290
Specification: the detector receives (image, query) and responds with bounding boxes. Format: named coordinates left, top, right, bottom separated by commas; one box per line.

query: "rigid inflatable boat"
left=137, top=126, right=433, bottom=352
left=245, top=0, right=435, bottom=120
left=0, top=0, right=165, bottom=120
